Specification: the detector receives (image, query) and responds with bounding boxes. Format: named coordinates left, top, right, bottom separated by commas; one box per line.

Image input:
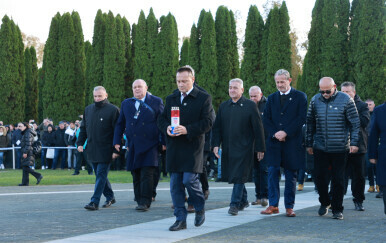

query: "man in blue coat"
left=261, top=69, right=307, bottom=217
left=368, top=102, right=386, bottom=214
left=114, top=79, right=164, bottom=212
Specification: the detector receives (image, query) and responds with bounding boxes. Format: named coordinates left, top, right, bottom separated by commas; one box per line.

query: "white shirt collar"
left=181, top=86, right=194, bottom=96
left=280, top=87, right=291, bottom=95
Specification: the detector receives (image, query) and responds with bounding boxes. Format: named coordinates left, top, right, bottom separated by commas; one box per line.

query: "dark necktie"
left=181, top=93, right=187, bottom=103
left=280, top=94, right=288, bottom=107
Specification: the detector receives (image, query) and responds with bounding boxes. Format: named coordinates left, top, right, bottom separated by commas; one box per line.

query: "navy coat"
left=368, top=103, right=386, bottom=186
left=113, top=93, right=164, bottom=171
left=263, top=88, right=307, bottom=170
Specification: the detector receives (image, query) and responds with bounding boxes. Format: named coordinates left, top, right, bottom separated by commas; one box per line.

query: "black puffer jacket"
left=353, top=95, right=370, bottom=153
left=20, top=128, right=37, bottom=166
left=306, top=90, right=360, bottom=153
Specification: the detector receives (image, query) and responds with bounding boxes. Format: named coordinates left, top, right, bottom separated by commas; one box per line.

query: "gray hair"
left=341, top=81, right=356, bottom=91
left=132, top=79, right=148, bottom=87
left=229, top=78, right=244, bottom=88
left=93, top=86, right=107, bottom=93
left=249, top=85, right=262, bottom=94
left=274, top=69, right=291, bottom=80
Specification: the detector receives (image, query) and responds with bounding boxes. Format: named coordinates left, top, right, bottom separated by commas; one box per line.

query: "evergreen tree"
left=259, top=10, right=272, bottom=92
left=24, top=47, right=38, bottom=121
left=88, top=10, right=106, bottom=104
left=350, top=0, right=385, bottom=104
left=71, top=11, right=86, bottom=116
left=84, top=41, right=92, bottom=106
left=152, top=13, right=179, bottom=99
left=188, top=24, right=200, bottom=72
left=146, top=8, right=158, bottom=89
left=229, top=10, right=240, bottom=79
left=103, top=12, right=125, bottom=107
left=265, top=3, right=292, bottom=95
left=42, top=13, right=61, bottom=120
left=134, top=11, right=147, bottom=80
left=197, top=11, right=218, bottom=107
left=122, top=17, right=133, bottom=98
left=180, top=38, right=190, bottom=66
left=0, top=15, right=25, bottom=123
left=38, top=67, right=44, bottom=122
left=240, top=5, right=265, bottom=90
left=56, top=12, right=76, bottom=122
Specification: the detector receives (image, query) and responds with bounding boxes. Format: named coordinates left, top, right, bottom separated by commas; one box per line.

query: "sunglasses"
left=319, top=90, right=332, bottom=94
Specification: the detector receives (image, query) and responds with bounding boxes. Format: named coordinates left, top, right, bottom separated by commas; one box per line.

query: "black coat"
left=157, top=87, right=214, bottom=173
left=212, top=96, right=265, bottom=183
left=353, top=95, right=370, bottom=153
left=77, top=99, right=120, bottom=163
left=54, top=128, right=66, bottom=147
left=20, top=129, right=36, bottom=166
left=42, top=131, right=55, bottom=147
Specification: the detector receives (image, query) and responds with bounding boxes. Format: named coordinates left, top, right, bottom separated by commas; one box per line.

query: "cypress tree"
left=103, top=12, right=125, bottom=107
left=88, top=10, right=106, bottom=104
left=0, top=15, right=25, bottom=123
left=38, top=67, right=44, bottom=122
left=24, top=47, right=39, bottom=121
left=42, top=13, right=61, bottom=120
left=84, top=41, right=92, bottom=106
left=259, top=10, right=272, bottom=93
left=350, top=0, right=385, bottom=104
left=240, top=5, right=265, bottom=90
left=56, top=12, right=76, bottom=122
left=180, top=38, right=190, bottom=66
left=197, top=11, right=218, bottom=106
left=215, top=6, right=232, bottom=94
left=188, top=24, right=200, bottom=73
left=133, top=11, right=147, bottom=80
left=229, top=10, right=240, bottom=79
left=265, top=3, right=292, bottom=95
left=152, top=13, right=179, bottom=99
left=146, top=8, right=158, bottom=89
left=71, top=11, right=86, bottom=116
left=122, top=17, right=133, bottom=98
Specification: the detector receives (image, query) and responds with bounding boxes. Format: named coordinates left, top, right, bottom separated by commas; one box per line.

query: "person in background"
left=52, top=121, right=67, bottom=169
left=65, top=121, right=77, bottom=170
left=365, top=99, right=377, bottom=193
left=0, top=126, right=10, bottom=169
left=73, top=120, right=93, bottom=175
left=42, top=124, right=56, bottom=169
left=12, top=124, right=23, bottom=169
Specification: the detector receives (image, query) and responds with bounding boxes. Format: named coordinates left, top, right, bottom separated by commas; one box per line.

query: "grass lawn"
left=0, top=169, right=136, bottom=187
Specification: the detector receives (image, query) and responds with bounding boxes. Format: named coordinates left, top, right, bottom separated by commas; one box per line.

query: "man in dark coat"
left=306, top=77, right=360, bottom=220
left=249, top=85, right=269, bottom=207
left=341, top=82, right=370, bottom=211
left=52, top=121, right=67, bottom=169
left=113, top=79, right=164, bottom=212
left=77, top=86, right=120, bottom=211
left=368, top=102, right=386, bottom=214
left=261, top=69, right=307, bottom=217
left=158, top=66, right=214, bottom=231
left=212, top=79, right=265, bottom=216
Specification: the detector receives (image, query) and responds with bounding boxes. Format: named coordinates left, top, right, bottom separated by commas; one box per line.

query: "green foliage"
left=84, top=40, right=92, bottom=106
left=197, top=11, right=218, bottom=107
left=265, top=3, right=292, bottom=95
left=240, top=5, right=265, bottom=91
left=229, top=10, right=240, bottom=79
left=0, top=15, right=25, bottom=124
left=37, top=68, right=44, bottom=122
left=152, top=13, right=179, bottom=100
left=133, top=11, right=147, bottom=81
left=350, top=0, right=385, bottom=104
left=122, top=17, right=133, bottom=98
left=145, top=8, right=158, bottom=89
left=188, top=24, right=200, bottom=73
left=24, top=47, right=39, bottom=121
left=180, top=38, right=190, bottom=66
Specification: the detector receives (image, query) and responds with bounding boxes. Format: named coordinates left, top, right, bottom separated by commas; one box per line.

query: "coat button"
left=131, top=123, right=133, bottom=125
left=134, top=134, right=136, bottom=137
left=279, top=123, right=282, bottom=126
left=144, top=134, right=146, bottom=137
left=142, top=122, right=145, bottom=125
left=281, top=113, right=283, bottom=115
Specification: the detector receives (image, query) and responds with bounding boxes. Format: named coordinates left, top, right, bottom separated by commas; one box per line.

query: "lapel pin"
left=289, top=98, right=292, bottom=101
left=100, top=118, right=103, bottom=121
left=183, top=103, right=187, bottom=106
left=240, top=103, right=243, bottom=106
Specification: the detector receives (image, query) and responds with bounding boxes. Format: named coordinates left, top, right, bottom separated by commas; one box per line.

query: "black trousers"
left=200, top=152, right=209, bottom=192
left=74, top=151, right=93, bottom=174
left=22, top=165, right=41, bottom=185
left=314, top=149, right=347, bottom=213
left=380, top=185, right=386, bottom=214
left=132, top=166, right=156, bottom=207
left=345, top=153, right=366, bottom=203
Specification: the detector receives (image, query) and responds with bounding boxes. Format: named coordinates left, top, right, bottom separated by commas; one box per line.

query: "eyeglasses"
left=319, top=89, right=332, bottom=95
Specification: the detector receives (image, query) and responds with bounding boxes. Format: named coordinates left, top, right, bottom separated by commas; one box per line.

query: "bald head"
left=319, top=77, right=336, bottom=99
left=132, top=79, right=148, bottom=99
left=249, top=86, right=263, bottom=104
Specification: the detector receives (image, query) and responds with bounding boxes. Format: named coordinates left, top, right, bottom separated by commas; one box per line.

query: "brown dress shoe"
left=261, top=206, right=279, bottom=215
left=286, top=208, right=296, bottom=217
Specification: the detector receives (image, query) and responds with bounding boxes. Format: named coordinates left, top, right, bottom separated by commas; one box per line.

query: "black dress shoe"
left=332, top=212, right=343, bottom=220
left=238, top=201, right=249, bottom=211
left=354, top=202, right=365, bottom=211
left=84, top=202, right=99, bottom=210
left=169, top=220, right=187, bottom=231
left=194, top=209, right=205, bottom=227
left=18, top=184, right=28, bottom=186
left=228, top=206, right=238, bottom=215
left=102, top=199, right=116, bottom=208
left=135, top=204, right=149, bottom=211
left=36, top=175, right=43, bottom=185
left=376, top=191, right=383, bottom=198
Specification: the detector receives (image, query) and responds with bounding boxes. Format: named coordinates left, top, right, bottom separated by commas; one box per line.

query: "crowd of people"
left=0, top=65, right=384, bottom=230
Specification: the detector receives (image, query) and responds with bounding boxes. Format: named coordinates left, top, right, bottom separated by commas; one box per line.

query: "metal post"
left=12, top=145, right=15, bottom=170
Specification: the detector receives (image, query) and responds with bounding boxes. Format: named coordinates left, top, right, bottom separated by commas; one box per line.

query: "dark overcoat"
left=20, top=129, right=36, bottom=166
left=263, top=88, right=307, bottom=170
left=212, top=96, right=265, bottom=184
left=368, top=103, right=386, bottom=186
left=113, top=93, right=164, bottom=171
left=157, top=87, right=213, bottom=173
left=77, top=99, right=120, bottom=163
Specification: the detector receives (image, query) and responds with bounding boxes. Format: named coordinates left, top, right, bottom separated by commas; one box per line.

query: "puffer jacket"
left=306, top=90, right=360, bottom=153
left=20, top=128, right=37, bottom=166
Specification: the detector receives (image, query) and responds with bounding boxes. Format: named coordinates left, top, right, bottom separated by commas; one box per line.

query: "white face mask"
left=0, top=132, right=3, bottom=136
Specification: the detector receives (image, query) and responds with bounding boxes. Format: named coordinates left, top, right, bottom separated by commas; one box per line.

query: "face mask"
left=0, top=132, right=3, bottom=136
